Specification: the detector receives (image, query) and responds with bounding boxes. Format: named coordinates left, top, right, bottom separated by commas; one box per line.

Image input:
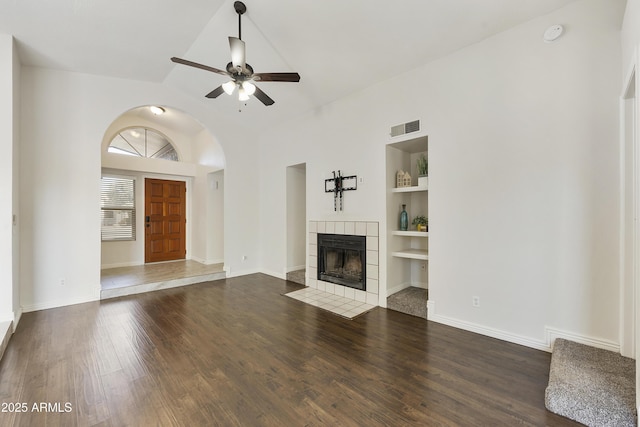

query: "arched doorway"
left=99, top=105, right=226, bottom=298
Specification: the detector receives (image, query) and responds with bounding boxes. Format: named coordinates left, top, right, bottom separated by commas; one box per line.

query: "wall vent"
left=390, top=120, right=420, bottom=137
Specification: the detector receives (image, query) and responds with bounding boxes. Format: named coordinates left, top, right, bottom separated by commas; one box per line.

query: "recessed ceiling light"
left=150, top=106, right=165, bottom=115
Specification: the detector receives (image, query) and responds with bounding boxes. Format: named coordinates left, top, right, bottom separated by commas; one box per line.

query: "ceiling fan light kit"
left=170, top=1, right=300, bottom=107
left=222, top=81, right=236, bottom=95
left=243, top=82, right=256, bottom=95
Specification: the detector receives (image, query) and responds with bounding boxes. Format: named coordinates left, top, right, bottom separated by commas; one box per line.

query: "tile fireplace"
left=308, top=221, right=379, bottom=306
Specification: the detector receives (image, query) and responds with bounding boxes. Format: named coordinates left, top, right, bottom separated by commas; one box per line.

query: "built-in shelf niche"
left=385, top=134, right=429, bottom=296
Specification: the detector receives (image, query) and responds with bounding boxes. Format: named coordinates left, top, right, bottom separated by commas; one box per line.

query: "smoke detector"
left=543, top=25, right=564, bottom=43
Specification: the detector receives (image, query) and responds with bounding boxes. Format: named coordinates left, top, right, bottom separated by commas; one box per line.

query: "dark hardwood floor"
left=0, top=274, right=578, bottom=426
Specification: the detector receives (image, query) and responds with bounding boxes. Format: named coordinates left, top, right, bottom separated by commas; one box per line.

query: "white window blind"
left=101, top=176, right=136, bottom=241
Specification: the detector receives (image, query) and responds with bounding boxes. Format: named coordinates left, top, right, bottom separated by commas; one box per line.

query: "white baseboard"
left=545, top=327, right=619, bottom=353
left=21, top=293, right=99, bottom=313
left=191, top=256, right=224, bottom=265
left=13, top=308, right=22, bottom=332
left=427, top=302, right=548, bottom=351
left=285, top=265, right=305, bottom=273
left=387, top=281, right=412, bottom=296
left=0, top=321, right=12, bottom=363
left=427, top=301, right=621, bottom=353
left=261, top=269, right=286, bottom=280
left=101, top=261, right=141, bottom=269
left=225, top=267, right=260, bottom=278
left=387, top=281, right=427, bottom=296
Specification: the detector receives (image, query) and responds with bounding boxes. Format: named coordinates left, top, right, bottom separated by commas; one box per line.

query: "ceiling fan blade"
left=171, top=57, right=229, bottom=77
left=253, top=72, right=301, bottom=82
left=229, top=37, right=246, bottom=72
left=253, top=85, right=275, bottom=106
left=205, top=86, right=225, bottom=99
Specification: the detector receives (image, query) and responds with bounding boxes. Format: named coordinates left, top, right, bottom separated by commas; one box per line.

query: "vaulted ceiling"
left=1, top=0, right=580, bottom=129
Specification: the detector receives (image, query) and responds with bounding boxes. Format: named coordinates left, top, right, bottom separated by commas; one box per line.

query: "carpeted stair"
left=387, top=287, right=427, bottom=319
left=286, top=269, right=306, bottom=286
left=545, top=338, right=637, bottom=427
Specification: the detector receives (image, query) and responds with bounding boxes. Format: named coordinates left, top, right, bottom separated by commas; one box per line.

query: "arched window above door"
left=108, top=127, right=179, bottom=161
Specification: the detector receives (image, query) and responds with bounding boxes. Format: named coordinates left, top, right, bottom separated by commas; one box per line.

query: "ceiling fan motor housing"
left=234, top=1, right=247, bottom=15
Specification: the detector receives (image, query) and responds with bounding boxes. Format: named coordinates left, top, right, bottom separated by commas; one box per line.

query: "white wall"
left=20, top=66, right=260, bottom=311
left=622, top=0, right=640, bottom=72
left=286, top=164, right=306, bottom=273
left=621, top=0, right=640, bottom=411
left=12, top=36, right=20, bottom=327
left=259, top=0, right=624, bottom=349
left=193, top=128, right=225, bottom=265
left=0, top=35, right=17, bottom=324
left=207, top=170, right=225, bottom=264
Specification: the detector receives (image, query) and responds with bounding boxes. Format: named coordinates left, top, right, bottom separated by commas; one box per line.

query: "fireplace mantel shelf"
left=391, top=249, right=429, bottom=260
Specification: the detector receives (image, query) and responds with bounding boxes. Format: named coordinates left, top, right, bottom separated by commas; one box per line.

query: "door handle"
left=146, top=216, right=150, bottom=222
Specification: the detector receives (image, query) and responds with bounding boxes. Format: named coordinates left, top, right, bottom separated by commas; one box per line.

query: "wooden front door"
left=145, top=178, right=186, bottom=263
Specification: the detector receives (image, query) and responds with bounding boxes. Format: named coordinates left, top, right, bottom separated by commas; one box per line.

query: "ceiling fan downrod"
left=234, top=1, right=246, bottom=40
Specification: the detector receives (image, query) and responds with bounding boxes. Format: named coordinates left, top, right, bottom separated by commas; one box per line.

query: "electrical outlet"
left=60, top=278, right=65, bottom=286
left=472, top=296, right=480, bottom=307
left=242, top=255, right=247, bottom=261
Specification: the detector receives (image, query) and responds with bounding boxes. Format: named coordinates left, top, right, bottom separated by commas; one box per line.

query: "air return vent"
left=390, top=120, right=420, bottom=137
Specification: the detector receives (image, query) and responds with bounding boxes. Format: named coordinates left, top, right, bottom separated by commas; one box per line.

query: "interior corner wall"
left=0, top=34, right=16, bottom=324
left=622, top=0, right=640, bottom=72
left=11, top=36, right=20, bottom=326
left=621, top=0, right=640, bottom=411
left=19, top=66, right=260, bottom=311
left=258, top=0, right=624, bottom=348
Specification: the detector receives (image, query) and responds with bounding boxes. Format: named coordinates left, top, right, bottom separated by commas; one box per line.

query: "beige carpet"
left=286, top=269, right=305, bottom=286
left=387, top=287, right=427, bottom=319
left=545, top=338, right=636, bottom=427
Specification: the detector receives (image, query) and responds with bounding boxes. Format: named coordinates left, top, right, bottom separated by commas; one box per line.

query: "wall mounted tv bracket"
left=324, top=170, right=357, bottom=211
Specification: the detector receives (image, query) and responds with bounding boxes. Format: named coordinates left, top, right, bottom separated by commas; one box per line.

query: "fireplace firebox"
left=317, top=233, right=366, bottom=291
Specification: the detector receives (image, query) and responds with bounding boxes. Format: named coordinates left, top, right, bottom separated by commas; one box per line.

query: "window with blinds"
left=101, top=176, right=136, bottom=241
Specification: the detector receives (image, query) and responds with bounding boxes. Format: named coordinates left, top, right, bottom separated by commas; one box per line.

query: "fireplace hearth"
left=317, top=233, right=366, bottom=291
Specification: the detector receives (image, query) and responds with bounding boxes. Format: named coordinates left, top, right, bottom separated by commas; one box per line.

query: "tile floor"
left=285, top=287, right=376, bottom=319
left=101, top=260, right=225, bottom=290
left=100, top=260, right=227, bottom=300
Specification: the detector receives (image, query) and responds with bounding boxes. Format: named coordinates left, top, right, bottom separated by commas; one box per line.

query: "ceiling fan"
left=170, top=1, right=300, bottom=106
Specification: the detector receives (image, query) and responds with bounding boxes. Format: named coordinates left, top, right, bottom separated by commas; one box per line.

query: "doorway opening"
left=286, top=163, right=306, bottom=285
left=99, top=105, right=226, bottom=297
left=145, top=178, right=186, bottom=263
